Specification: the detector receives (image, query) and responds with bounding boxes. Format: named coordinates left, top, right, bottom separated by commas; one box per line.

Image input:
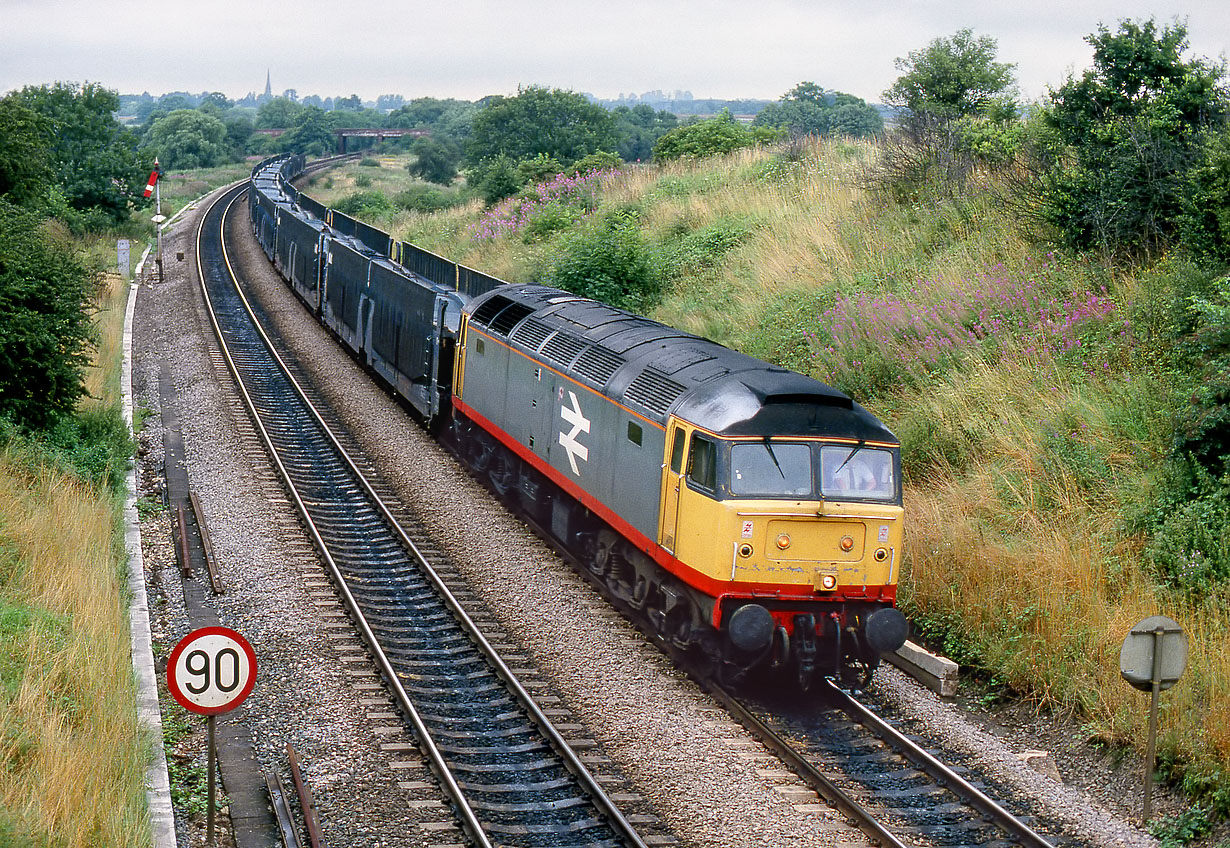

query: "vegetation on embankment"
left=0, top=267, right=148, bottom=847
left=309, top=136, right=1230, bottom=815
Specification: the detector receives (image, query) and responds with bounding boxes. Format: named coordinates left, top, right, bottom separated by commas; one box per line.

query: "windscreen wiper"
left=764, top=436, right=785, bottom=478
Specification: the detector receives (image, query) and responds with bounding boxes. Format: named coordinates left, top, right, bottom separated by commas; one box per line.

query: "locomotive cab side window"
left=687, top=435, right=718, bottom=492
left=669, top=428, right=687, bottom=474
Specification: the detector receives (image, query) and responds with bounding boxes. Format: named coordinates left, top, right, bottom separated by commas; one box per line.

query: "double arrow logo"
left=558, top=390, right=590, bottom=476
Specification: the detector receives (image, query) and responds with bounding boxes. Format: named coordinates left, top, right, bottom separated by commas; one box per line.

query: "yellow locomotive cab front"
left=660, top=422, right=903, bottom=601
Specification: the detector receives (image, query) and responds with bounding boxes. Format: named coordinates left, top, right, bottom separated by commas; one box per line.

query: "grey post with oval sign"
left=1119, top=615, right=1187, bottom=823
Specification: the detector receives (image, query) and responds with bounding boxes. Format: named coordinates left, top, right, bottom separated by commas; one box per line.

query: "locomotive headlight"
left=839, top=535, right=855, bottom=552
left=874, top=547, right=890, bottom=562
left=775, top=533, right=791, bottom=550
left=820, top=573, right=838, bottom=590
left=738, top=543, right=754, bottom=558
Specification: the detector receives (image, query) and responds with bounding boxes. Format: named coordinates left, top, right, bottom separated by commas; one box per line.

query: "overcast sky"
left=3, top=0, right=1228, bottom=106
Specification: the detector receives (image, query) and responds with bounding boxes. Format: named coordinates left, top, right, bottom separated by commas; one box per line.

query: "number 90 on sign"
left=167, top=626, right=257, bottom=715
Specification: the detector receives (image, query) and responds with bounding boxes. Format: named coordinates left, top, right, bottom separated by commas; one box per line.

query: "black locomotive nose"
left=726, top=603, right=775, bottom=653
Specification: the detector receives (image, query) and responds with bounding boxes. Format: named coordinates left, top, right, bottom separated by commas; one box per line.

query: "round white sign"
left=166, top=626, right=257, bottom=715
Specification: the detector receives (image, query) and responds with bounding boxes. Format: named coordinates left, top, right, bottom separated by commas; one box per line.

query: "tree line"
left=1, top=15, right=1227, bottom=456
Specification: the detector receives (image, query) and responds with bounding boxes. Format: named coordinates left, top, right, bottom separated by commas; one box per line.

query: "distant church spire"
left=264, top=69, right=272, bottom=100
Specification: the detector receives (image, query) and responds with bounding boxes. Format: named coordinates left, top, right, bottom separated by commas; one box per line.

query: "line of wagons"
left=248, top=154, right=908, bottom=690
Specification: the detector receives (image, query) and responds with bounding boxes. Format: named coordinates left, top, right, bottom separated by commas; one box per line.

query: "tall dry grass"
left=0, top=271, right=149, bottom=845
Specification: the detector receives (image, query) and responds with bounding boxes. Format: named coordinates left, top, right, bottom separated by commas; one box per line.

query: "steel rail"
left=819, top=678, right=1056, bottom=848
left=703, top=675, right=911, bottom=848
left=196, top=181, right=493, bottom=848
left=226, top=170, right=649, bottom=848
left=197, top=179, right=647, bottom=848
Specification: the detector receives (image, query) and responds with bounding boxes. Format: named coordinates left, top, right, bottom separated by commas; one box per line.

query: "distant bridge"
left=251, top=127, right=430, bottom=153
left=334, top=128, right=428, bottom=153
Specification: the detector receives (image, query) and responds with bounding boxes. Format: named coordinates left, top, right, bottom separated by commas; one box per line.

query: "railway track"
left=496, top=481, right=1069, bottom=848
left=195, top=180, right=655, bottom=848
left=726, top=679, right=1067, bottom=848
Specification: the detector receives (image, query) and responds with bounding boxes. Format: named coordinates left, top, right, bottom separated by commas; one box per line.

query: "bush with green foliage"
left=142, top=109, right=230, bottom=169
left=467, top=87, right=618, bottom=203
left=0, top=97, right=51, bottom=206
left=754, top=82, right=883, bottom=139
left=1040, top=19, right=1228, bottom=256
left=653, top=110, right=782, bottom=160
left=8, top=82, right=146, bottom=224
left=883, top=28, right=1018, bottom=123
left=542, top=209, right=659, bottom=312
left=1179, top=129, right=1230, bottom=261
left=394, top=184, right=461, bottom=213
left=333, top=189, right=394, bottom=219
left=1143, top=273, right=1230, bottom=591
left=0, top=200, right=96, bottom=431
left=570, top=151, right=623, bottom=175
left=406, top=136, right=461, bottom=186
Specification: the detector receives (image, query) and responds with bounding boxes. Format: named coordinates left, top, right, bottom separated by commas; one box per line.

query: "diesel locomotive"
left=247, top=154, right=908, bottom=689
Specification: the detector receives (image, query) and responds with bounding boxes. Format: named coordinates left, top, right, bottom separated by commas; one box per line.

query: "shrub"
left=333, top=189, right=393, bottom=219
left=358, top=157, right=381, bottom=167
left=542, top=208, right=660, bottom=312
left=570, top=151, right=623, bottom=175
left=516, top=154, right=565, bottom=187
left=653, top=110, right=782, bottom=161
left=43, top=406, right=133, bottom=492
left=1179, top=128, right=1230, bottom=261
left=473, top=155, right=521, bottom=205
left=394, top=184, right=459, bottom=213
left=657, top=218, right=752, bottom=276
left=0, top=201, right=96, bottom=431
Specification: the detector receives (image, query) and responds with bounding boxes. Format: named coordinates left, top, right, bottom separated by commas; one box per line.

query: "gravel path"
left=132, top=183, right=1176, bottom=848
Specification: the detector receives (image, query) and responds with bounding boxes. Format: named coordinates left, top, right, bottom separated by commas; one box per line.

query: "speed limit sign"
left=166, top=626, right=257, bottom=715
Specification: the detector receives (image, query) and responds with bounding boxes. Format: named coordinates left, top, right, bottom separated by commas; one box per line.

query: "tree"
left=143, top=110, right=230, bottom=169
left=883, top=28, right=1017, bottom=122
left=467, top=87, right=618, bottom=175
left=652, top=110, right=781, bottom=160
left=1042, top=18, right=1229, bottom=255
left=12, top=82, right=145, bottom=224
left=0, top=96, right=51, bottom=205
left=612, top=104, right=677, bottom=161
left=406, top=136, right=461, bottom=185
left=276, top=106, right=337, bottom=156
left=256, top=97, right=304, bottom=129
left=0, top=200, right=96, bottom=430
left=754, top=81, right=882, bottom=138
left=334, top=94, right=363, bottom=112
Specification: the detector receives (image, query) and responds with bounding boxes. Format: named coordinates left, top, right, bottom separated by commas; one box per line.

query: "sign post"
left=1119, top=615, right=1187, bottom=823
left=166, top=626, right=257, bottom=846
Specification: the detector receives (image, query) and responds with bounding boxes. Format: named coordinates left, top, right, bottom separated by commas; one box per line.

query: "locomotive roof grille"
left=541, top=331, right=588, bottom=367
left=624, top=368, right=686, bottom=415
left=471, top=294, right=515, bottom=326
left=488, top=302, right=534, bottom=336
left=573, top=345, right=625, bottom=386
left=510, top=318, right=553, bottom=351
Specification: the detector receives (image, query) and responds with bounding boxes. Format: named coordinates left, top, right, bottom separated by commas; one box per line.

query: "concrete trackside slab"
left=887, top=640, right=960, bottom=698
